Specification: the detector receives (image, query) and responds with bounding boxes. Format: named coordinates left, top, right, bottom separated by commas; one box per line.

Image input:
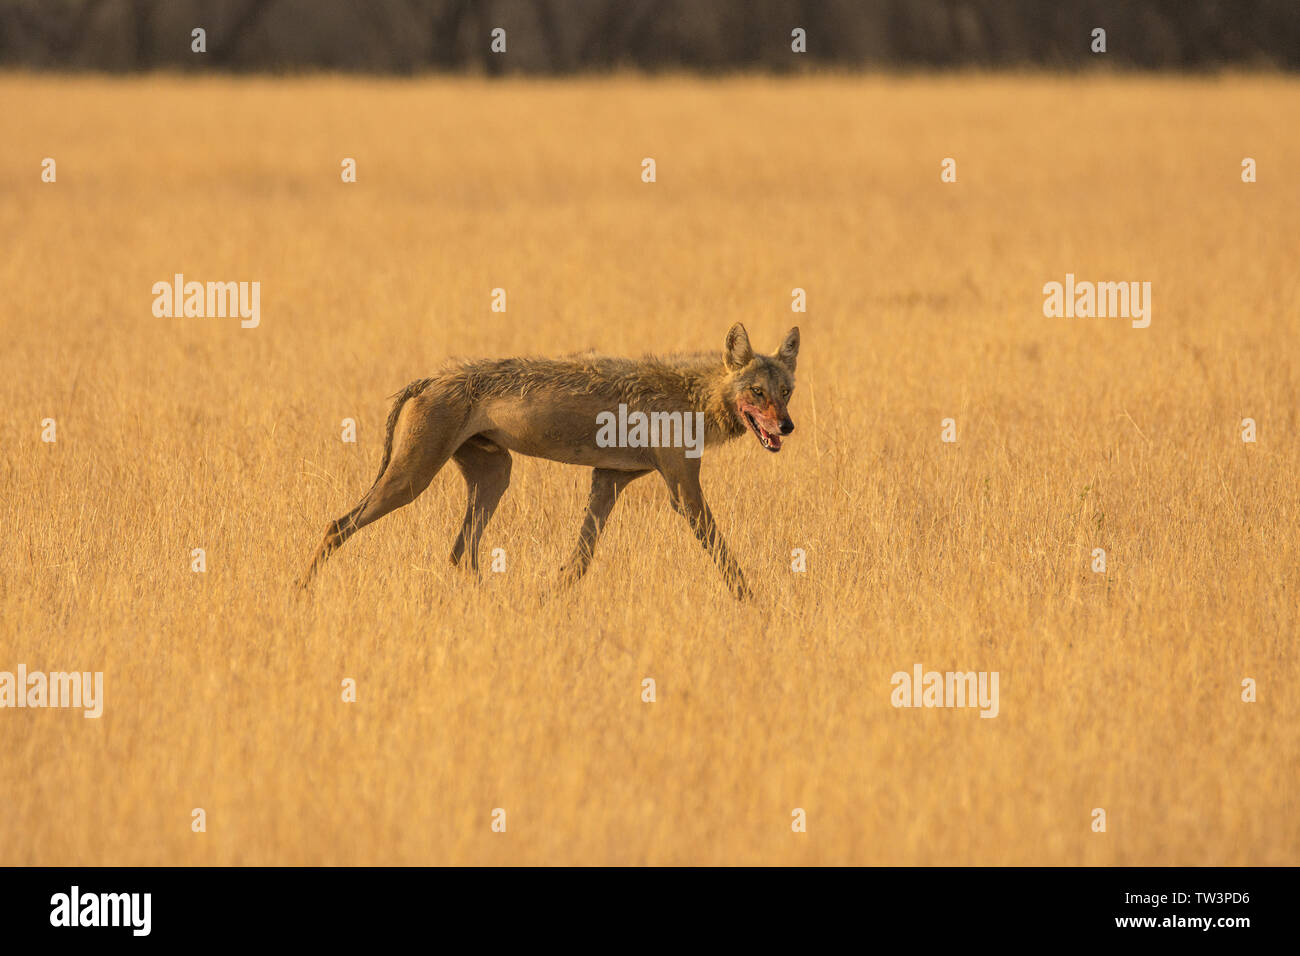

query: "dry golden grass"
left=1, top=72, right=1297, bottom=865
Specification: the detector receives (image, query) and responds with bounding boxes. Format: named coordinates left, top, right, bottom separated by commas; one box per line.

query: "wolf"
left=296, top=323, right=799, bottom=600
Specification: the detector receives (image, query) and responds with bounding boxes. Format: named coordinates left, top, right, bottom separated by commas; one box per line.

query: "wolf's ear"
left=725, top=323, right=754, bottom=370
left=777, top=326, right=800, bottom=372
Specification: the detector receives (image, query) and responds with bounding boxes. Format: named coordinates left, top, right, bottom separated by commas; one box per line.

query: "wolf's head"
left=722, top=323, right=799, bottom=453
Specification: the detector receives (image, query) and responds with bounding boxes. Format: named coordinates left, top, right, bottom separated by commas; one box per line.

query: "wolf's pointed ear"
left=777, top=326, right=800, bottom=371
left=725, top=323, right=754, bottom=370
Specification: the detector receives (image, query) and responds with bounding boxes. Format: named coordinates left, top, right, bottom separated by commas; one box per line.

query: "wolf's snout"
left=780, top=418, right=794, bottom=435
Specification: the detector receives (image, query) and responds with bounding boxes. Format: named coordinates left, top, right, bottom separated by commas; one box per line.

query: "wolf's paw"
left=449, top=556, right=480, bottom=576
left=556, top=564, right=585, bottom=590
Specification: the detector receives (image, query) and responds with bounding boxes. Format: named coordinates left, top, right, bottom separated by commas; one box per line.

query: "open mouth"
left=743, top=410, right=782, bottom=453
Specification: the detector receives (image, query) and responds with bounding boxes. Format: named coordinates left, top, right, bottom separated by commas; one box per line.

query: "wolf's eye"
left=750, top=386, right=764, bottom=398
left=781, top=387, right=790, bottom=398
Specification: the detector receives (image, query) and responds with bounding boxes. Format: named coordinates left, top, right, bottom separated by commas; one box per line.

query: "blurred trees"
left=2, top=0, right=1296, bottom=72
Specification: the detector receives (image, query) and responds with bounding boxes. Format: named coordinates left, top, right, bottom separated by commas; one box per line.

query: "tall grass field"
left=2, top=73, right=1297, bottom=864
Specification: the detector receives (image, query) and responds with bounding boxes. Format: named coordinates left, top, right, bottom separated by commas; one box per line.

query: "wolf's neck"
left=685, top=360, right=745, bottom=444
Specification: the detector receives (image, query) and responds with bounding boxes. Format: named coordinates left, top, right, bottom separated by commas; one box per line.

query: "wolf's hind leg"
left=557, top=468, right=649, bottom=588
left=449, top=437, right=512, bottom=572
left=297, top=394, right=465, bottom=588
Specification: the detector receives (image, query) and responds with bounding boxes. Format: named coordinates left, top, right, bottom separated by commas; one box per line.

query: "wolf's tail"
left=369, top=377, right=436, bottom=491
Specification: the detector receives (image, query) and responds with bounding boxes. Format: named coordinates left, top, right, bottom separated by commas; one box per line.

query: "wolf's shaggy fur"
left=299, top=323, right=799, bottom=599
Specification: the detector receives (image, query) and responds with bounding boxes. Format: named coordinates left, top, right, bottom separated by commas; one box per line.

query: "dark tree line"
left=2, top=0, right=1297, bottom=72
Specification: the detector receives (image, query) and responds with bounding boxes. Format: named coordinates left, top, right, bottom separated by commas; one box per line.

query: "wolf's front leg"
left=557, top=468, right=650, bottom=589
left=659, top=467, right=751, bottom=601
left=687, top=499, right=752, bottom=601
